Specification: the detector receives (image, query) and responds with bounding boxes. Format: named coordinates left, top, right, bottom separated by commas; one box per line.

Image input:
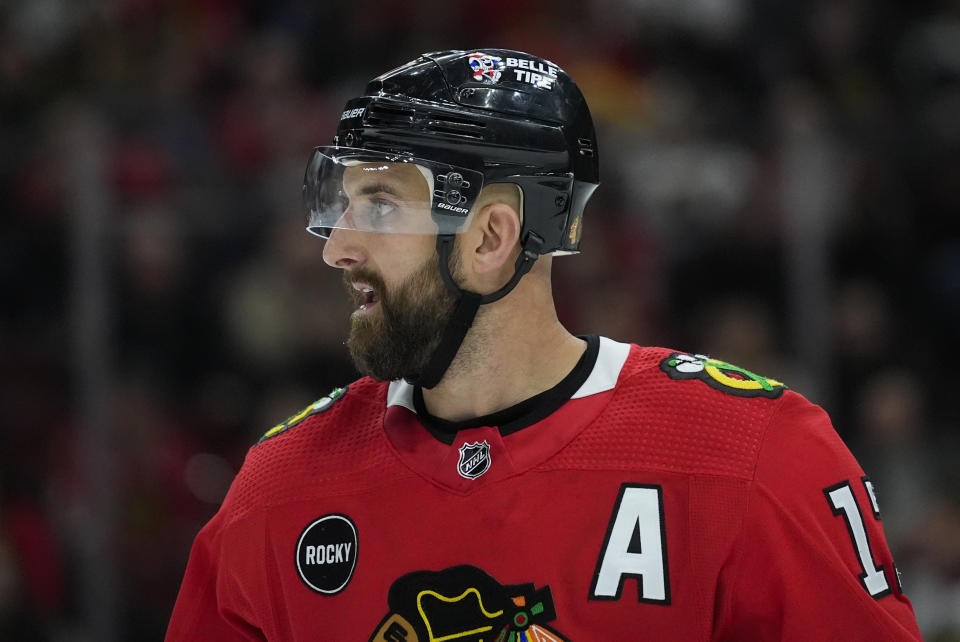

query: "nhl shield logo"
left=457, top=440, right=491, bottom=480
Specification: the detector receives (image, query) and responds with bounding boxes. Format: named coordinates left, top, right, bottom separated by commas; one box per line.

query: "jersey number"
left=590, top=484, right=670, bottom=604
left=824, top=479, right=891, bottom=599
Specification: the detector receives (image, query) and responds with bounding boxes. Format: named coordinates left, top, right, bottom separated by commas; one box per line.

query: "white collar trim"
left=571, top=336, right=631, bottom=399
left=386, top=378, right=416, bottom=411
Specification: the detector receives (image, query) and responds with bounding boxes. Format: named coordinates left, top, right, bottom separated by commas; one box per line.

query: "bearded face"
left=343, top=248, right=460, bottom=383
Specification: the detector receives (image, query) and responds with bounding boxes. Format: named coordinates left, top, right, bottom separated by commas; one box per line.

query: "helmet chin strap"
left=413, top=231, right=544, bottom=389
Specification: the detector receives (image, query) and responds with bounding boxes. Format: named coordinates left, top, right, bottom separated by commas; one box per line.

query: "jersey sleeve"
left=713, top=392, right=922, bottom=641
left=165, top=495, right=266, bottom=641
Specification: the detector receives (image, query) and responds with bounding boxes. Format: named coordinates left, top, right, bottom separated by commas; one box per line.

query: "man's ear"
left=469, top=202, right=522, bottom=274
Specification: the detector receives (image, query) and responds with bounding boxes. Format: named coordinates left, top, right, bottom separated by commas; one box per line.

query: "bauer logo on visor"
left=303, top=147, right=483, bottom=238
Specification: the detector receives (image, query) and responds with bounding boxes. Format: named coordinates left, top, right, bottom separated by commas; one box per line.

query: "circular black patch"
left=295, top=514, right=358, bottom=595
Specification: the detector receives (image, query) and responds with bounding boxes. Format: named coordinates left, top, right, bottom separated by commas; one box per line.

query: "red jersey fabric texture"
left=167, top=338, right=922, bottom=641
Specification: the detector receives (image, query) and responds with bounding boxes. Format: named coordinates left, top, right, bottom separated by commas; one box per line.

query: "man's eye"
left=370, top=197, right=397, bottom=218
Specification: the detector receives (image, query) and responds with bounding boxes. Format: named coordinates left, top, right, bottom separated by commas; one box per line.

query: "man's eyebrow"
left=356, top=182, right=401, bottom=197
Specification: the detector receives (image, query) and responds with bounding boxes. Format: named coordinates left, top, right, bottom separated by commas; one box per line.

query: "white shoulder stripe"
left=572, top=336, right=632, bottom=399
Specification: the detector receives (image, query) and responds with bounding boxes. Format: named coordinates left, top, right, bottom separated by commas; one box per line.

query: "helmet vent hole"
left=428, top=113, right=486, bottom=127
left=425, top=112, right=487, bottom=139
left=367, top=105, right=415, bottom=125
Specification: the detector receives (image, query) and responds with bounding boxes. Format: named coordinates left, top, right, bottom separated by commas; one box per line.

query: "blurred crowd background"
left=1, top=0, right=959, bottom=639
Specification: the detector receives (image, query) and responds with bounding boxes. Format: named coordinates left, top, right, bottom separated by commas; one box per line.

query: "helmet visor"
left=303, top=147, right=484, bottom=237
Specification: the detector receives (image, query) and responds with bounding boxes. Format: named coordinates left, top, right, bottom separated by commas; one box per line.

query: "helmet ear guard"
left=502, top=175, right=596, bottom=256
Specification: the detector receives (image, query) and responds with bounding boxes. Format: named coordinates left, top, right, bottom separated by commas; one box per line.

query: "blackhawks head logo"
left=370, top=565, right=569, bottom=642
left=660, top=352, right=786, bottom=399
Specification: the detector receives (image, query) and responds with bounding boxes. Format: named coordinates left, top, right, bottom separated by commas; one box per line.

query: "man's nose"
left=321, top=226, right=366, bottom=269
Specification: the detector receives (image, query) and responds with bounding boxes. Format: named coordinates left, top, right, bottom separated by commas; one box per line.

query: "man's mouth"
left=351, top=281, right=380, bottom=312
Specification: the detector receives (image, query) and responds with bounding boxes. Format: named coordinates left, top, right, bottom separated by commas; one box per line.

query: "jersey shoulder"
left=221, top=377, right=398, bottom=523
left=615, top=346, right=860, bottom=493
left=621, top=346, right=788, bottom=400
left=561, top=345, right=795, bottom=479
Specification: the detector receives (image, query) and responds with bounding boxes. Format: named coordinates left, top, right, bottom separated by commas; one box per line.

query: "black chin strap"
left=415, top=232, right=544, bottom=389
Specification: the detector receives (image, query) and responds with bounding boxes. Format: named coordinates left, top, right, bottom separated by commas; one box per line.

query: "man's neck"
left=420, top=287, right=587, bottom=423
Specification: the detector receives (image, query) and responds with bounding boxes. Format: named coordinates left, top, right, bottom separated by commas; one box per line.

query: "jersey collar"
left=386, top=335, right=630, bottom=444
left=382, top=335, right=632, bottom=493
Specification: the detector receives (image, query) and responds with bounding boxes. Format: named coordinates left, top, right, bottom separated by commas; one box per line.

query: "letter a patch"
left=591, top=484, right=671, bottom=604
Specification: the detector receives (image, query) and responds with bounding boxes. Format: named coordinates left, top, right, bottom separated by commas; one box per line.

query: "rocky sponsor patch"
left=295, top=514, right=358, bottom=595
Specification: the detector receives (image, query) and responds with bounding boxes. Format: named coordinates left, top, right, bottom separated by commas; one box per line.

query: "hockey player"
left=167, top=49, right=922, bottom=641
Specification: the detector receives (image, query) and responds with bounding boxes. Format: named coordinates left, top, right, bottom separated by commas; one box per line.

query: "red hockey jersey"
left=167, top=337, right=922, bottom=641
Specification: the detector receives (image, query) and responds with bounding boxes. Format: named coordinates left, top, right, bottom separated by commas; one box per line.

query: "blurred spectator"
left=853, top=369, right=933, bottom=550
left=0, top=533, right=50, bottom=642
left=907, top=497, right=960, bottom=641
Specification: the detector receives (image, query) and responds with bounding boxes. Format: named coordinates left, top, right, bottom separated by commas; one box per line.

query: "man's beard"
left=343, top=250, right=460, bottom=383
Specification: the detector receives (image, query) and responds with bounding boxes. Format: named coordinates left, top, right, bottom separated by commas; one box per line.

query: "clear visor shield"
left=303, top=147, right=484, bottom=237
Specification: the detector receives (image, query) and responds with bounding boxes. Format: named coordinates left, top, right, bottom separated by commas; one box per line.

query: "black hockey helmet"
left=305, top=49, right=599, bottom=255
left=304, top=50, right=600, bottom=387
